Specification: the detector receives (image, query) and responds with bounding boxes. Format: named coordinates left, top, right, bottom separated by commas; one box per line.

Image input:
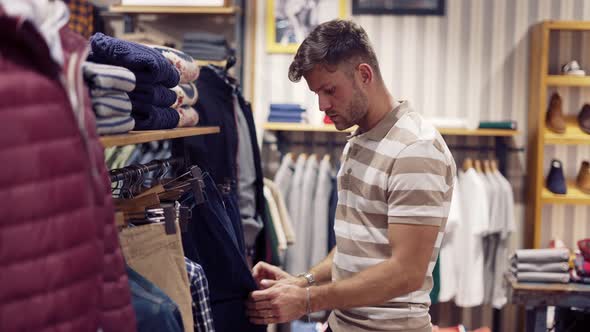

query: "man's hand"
left=252, top=261, right=306, bottom=289
left=246, top=281, right=308, bottom=325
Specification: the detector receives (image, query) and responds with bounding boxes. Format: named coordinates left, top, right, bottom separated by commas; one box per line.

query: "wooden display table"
left=506, top=274, right=590, bottom=332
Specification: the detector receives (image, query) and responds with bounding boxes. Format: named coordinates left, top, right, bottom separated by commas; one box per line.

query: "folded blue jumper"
left=88, top=33, right=180, bottom=88
left=129, top=84, right=177, bottom=107
left=131, top=101, right=180, bottom=130
left=270, top=103, right=305, bottom=113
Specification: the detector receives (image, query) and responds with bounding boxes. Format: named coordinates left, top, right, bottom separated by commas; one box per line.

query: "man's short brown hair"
left=288, top=19, right=381, bottom=82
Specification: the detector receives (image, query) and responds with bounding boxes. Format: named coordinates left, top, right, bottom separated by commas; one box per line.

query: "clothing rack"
left=109, top=157, right=184, bottom=182
left=268, top=134, right=525, bottom=176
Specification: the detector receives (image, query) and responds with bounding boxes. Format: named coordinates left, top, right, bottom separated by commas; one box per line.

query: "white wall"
left=252, top=0, right=590, bottom=251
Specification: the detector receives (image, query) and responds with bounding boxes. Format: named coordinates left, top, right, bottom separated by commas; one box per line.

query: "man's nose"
left=319, top=96, right=331, bottom=112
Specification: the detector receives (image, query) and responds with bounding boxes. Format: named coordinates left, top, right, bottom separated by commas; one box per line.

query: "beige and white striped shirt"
left=328, top=101, right=456, bottom=332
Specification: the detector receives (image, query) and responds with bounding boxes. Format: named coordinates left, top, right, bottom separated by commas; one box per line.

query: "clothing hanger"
left=462, top=157, right=473, bottom=171
left=490, top=159, right=499, bottom=172
left=474, top=159, right=483, bottom=173
left=483, top=160, right=492, bottom=174
left=114, top=192, right=161, bottom=214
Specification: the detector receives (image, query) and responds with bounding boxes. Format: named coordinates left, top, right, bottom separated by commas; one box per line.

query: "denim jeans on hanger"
left=182, top=173, right=266, bottom=332
left=127, top=266, right=184, bottom=332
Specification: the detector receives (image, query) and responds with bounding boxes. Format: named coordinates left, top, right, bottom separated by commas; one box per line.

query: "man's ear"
left=358, top=63, right=373, bottom=85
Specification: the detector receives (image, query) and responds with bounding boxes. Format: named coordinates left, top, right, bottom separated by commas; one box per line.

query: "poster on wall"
left=352, top=0, right=445, bottom=16
left=267, top=0, right=347, bottom=54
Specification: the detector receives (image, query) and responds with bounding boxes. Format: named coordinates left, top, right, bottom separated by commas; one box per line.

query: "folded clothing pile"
left=268, top=104, right=306, bottom=123
left=182, top=32, right=232, bottom=62
left=570, top=239, right=590, bottom=284
left=88, top=33, right=201, bottom=129
left=510, top=248, right=571, bottom=283
left=82, top=62, right=136, bottom=135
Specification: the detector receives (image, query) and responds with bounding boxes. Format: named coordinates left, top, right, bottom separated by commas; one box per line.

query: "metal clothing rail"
left=109, top=157, right=184, bottom=182
left=269, top=133, right=525, bottom=176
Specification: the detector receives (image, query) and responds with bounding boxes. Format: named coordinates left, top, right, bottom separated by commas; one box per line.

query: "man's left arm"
left=247, top=141, right=453, bottom=324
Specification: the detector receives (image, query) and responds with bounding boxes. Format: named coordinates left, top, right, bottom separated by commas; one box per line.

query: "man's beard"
left=342, top=85, right=369, bottom=128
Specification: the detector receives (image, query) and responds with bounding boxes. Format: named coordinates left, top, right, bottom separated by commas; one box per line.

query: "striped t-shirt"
left=328, top=101, right=456, bottom=332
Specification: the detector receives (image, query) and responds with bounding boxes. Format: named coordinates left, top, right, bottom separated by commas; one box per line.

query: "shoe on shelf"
left=562, top=60, right=586, bottom=76
left=546, top=92, right=566, bottom=134
left=546, top=159, right=567, bottom=195
left=578, top=104, right=590, bottom=134
left=576, top=160, right=590, bottom=194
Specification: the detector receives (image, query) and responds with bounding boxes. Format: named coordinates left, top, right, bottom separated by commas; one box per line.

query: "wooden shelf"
left=545, top=20, right=590, bottom=31
left=544, top=117, right=590, bottom=145
left=438, top=128, right=519, bottom=137
left=100, top=126, right=220, bottom=148
left=546, top=75, right=590, bottom=87
left=263, top=123, right=354, bottom=133
left=263, top=122, right=519, bottom=137
left=542, top=180, right=590, bottom=205
left=109, top=5, right=238, bottom=14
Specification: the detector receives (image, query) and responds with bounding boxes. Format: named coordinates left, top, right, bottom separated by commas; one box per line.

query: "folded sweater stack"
left=88, top=33, right=201, bottom=130
left=511, top=248, right=571, bottom=283
left=570, top=239, right=590, bottom=284
left=82, top=62, right=136, bottom=135
left=268, top=104, right=306, bottom=123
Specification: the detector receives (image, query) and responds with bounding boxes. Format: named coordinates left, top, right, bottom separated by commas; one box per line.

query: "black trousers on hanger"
left=182, top=173, right=265, bottom=332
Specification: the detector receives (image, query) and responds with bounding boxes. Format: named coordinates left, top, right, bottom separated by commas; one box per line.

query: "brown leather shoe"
left=546, top=92, right=566, bottom=134
left=576, top=161, right=590, bottom=194
left=578, top=104, right=590, bottom=134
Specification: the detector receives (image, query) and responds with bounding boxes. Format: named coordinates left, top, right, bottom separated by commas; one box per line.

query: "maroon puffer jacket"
left=0, top=12, right=136, bottom=332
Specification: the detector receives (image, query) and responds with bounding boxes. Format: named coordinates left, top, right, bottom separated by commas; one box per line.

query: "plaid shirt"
left=64, top=0, right=94, bottom=39
left=185, top=257, right=215, bottom=332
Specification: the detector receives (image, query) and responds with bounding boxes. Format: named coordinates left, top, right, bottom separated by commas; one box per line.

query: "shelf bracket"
left=495, top=136, right=509, bottom=176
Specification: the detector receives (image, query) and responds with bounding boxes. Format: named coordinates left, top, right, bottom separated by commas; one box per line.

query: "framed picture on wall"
left=352, top=0, right=445, bottom=16
left=267, top=0, right=347, bottom=54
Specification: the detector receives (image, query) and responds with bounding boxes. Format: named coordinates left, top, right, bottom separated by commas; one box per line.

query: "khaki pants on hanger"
left=119, top=223, right=194, bottom=332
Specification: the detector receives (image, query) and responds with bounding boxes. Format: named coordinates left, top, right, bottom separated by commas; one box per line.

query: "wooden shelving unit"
left=263, top=122, right=519, bottom=137
left=263, top=123, right=353, bottom=133
left=541, top=180, right=590, bottom=205
left=545, top=75, right=590, bottom=87
left=100, top=126, right=220, bottom=148
left=544, top=117, right=590, bottom=145
left=527, top=20, right=590, bottom=248
left=109, top=5, right=237, bottom=14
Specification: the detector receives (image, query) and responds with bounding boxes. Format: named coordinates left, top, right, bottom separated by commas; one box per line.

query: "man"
left=247, top=19, right=456, bottom=332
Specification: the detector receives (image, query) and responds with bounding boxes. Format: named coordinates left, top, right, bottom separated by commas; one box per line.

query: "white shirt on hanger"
left=438, top=180, right=462, bottom=303
left=491, top=169, right=516, bottom=308
left=285, top=154, right=309, bottom=274
left=310, top=156, right=332, bottom=267
left=274, top=153, right=294, bottom=209
left=454, top=169, right=489, bottom=307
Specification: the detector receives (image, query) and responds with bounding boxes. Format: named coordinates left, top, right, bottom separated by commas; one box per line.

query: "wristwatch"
left=297, top=272, right=316, bottom=286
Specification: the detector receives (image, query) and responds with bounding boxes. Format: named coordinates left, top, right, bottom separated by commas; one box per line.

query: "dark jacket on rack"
left=0, top=11, right=136, bottom=332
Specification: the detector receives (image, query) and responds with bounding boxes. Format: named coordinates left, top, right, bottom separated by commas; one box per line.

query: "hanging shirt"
left=274, top=154, right=294, bottom=210
left=295, top=155, right=319, bottom=273
left=438, top=181, right=462, bottom=303
left=264, top=185, right=288, bottom=259
left=454, top=169, right=489, bottom=308
left=264, top=178, right=296, bottom=244
left=491, top=170, right=516, bottom=308
left=310, top=157, right=333, bottom=266
left=481, top=172, right=502, bottom=304
left=185, top=258, right=215, bottom=332
left=285, top=154, right=307, bottom=274
left=235, top=95, right=263, bottom=249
